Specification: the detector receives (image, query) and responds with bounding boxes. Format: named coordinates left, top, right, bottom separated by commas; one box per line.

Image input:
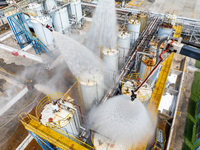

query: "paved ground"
left=168, top=58, right=197, bottom=149
left=126, top=0, right=200, bottom=19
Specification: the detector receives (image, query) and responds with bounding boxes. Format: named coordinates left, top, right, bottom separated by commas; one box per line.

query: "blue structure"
left=29, top=131, right=55, bottom=150
left=7, top=12, right=53, bottom=55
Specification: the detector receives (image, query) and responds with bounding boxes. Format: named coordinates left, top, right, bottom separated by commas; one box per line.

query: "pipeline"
left=102, top=17, right=161, bottom=103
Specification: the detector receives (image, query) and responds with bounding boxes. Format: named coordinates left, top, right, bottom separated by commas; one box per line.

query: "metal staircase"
left=7, top=12, right=53, bottom=55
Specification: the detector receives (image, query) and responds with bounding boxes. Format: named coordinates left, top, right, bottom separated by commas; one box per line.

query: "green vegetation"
left=196, top=60, right=200, bottom=69
left=183, top=71, right=200, bottom=150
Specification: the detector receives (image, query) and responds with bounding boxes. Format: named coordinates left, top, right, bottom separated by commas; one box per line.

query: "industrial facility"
left=0, top=0, right=200, bottom=150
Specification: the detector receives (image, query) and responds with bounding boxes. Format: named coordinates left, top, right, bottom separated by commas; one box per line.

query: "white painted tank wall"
left=27, top=3, right=43, bottom=17
left=44, top=0, right=57, bottom=12
left=78, top=73, right=104, bottom=113
left=157, top=26, right=173, bottom=39
left=139, top=60, right=160, bottom=85
left=31, top=16, right=54, bottom=46
left=51, top=7, right=70, bottom=33
left=70, top=0, right=82, bottom=23
left=117, top=32, right=131, bottom=69
left=40, top=101, right=80, bottom=137
left=128, top=20, right=140, bottom=47
left=103, top=48, right=118, bottom=87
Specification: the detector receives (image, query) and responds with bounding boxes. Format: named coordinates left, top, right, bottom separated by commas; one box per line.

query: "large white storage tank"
left=157, top=22, right=173, bottom=40
left=102, top=48, right=118, bottom=87
left=77, top=72, right=104, bottom=113
left=128, top=19, right=140, bottom=47
left=44, top=0, right=57, bottom=12
left=27, top=3, right=44, bottom=17
left=39, top=96, right=80, bottom=137
left=121, top=73, right=153, bottom=104
left=51, top=7, right=70, bottom=33
left=117, top=31, right=131, bottom=69
left=70, top=0, right=82, bottom=23
left=31, top=16, right=54, bottom=46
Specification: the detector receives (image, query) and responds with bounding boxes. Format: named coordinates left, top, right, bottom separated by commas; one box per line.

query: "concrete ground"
left=126, top=0, right=200, bottom=19
left=168, top=58, right=197, bottom=149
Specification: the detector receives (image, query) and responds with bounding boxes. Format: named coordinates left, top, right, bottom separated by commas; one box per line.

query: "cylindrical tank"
left=43, top=0, right=57, bottom=12
left=70, top=0, right=82, bottom=23
left=117, top=31, right=131, bottom=69
left=157, top=22, right=173, bottom=40
left=93, top=132, right=129, bottom=150
left=139, top=49, right=159, bottom=83
left=121, top=73, right=153, bottom=104
left=165, top=14, right=177, bottom=26
left=27, top=3, right=43, bottom=17
left=51, top=7, right=70, bottom=33
left=40, top=97, right=80, bottom=137
left=137, top=12, right=147, bottom=34
left=31, top=16, right=54, bottom=46
left=77, top=73, right=104, bottom=113
left=128, top=19, right=140, bottom=47
left=102, top=48, right=118, bottom=87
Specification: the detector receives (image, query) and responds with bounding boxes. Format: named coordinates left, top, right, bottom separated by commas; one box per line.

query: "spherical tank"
left=128, top=19, right=140, bottom=47
left=40, top=98, right=80, bottom=137
left=103, top=48, right=118, bottom=87
left=70, top=0, right=82, bottom=23
left=117, top=31, right=131, bottom=69
left=27, top=3, right=43, bottom=17
left=77, top=73, right=104, bottom=113
left=52, top=7, right=70, bottom=33
left=31, top=16, right=54, bottom=46
left=157, top=22, right=173, bottom=40
left=44, top=0, right=57, bottom=12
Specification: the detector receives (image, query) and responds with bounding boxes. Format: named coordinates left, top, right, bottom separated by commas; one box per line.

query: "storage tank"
left=31, top=16, right=54, bottom=46
left=157, top=22, right=173, bottom=40
left=165, top=14, right=177, bottom=26
left=137, top=12, right=147, bottom=34
left=92, top=132, right=128, bottom=150
left=102, top=47, right=118, bottom=87
left=27, top=3, right=43, bottom=17
left=117, top=31, right=131, bottom=69
left=70, top=0, right=82, bottom=23
left=51, top=7, right=70, bottom=33
left=77, top=72, right=104, bottom=113
left=128, top=19, right=140, bottom=47
left=39, top=97, right=80, bottom=137
left=139, top=48, right=159, bottom=83
left=121, top=73, right=153, bottom=104
left=44, top=0, right=57, bottom=12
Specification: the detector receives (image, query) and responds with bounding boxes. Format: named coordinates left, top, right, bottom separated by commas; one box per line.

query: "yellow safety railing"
left=35, top=93, right=74, bottom=119
left=173, top=25, right=183, bottom=38
left=19, top=113, right=94, bottom=150
left=132, top=53, right=175, bottom=150
left=129, top=0, right=144, bottom=7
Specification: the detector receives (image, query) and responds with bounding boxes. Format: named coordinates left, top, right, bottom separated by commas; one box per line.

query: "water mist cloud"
left=88, top=95, right=155, bottom=146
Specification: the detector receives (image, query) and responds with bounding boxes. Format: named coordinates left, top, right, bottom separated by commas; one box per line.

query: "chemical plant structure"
left=0, top=0, right=200, bottom=150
